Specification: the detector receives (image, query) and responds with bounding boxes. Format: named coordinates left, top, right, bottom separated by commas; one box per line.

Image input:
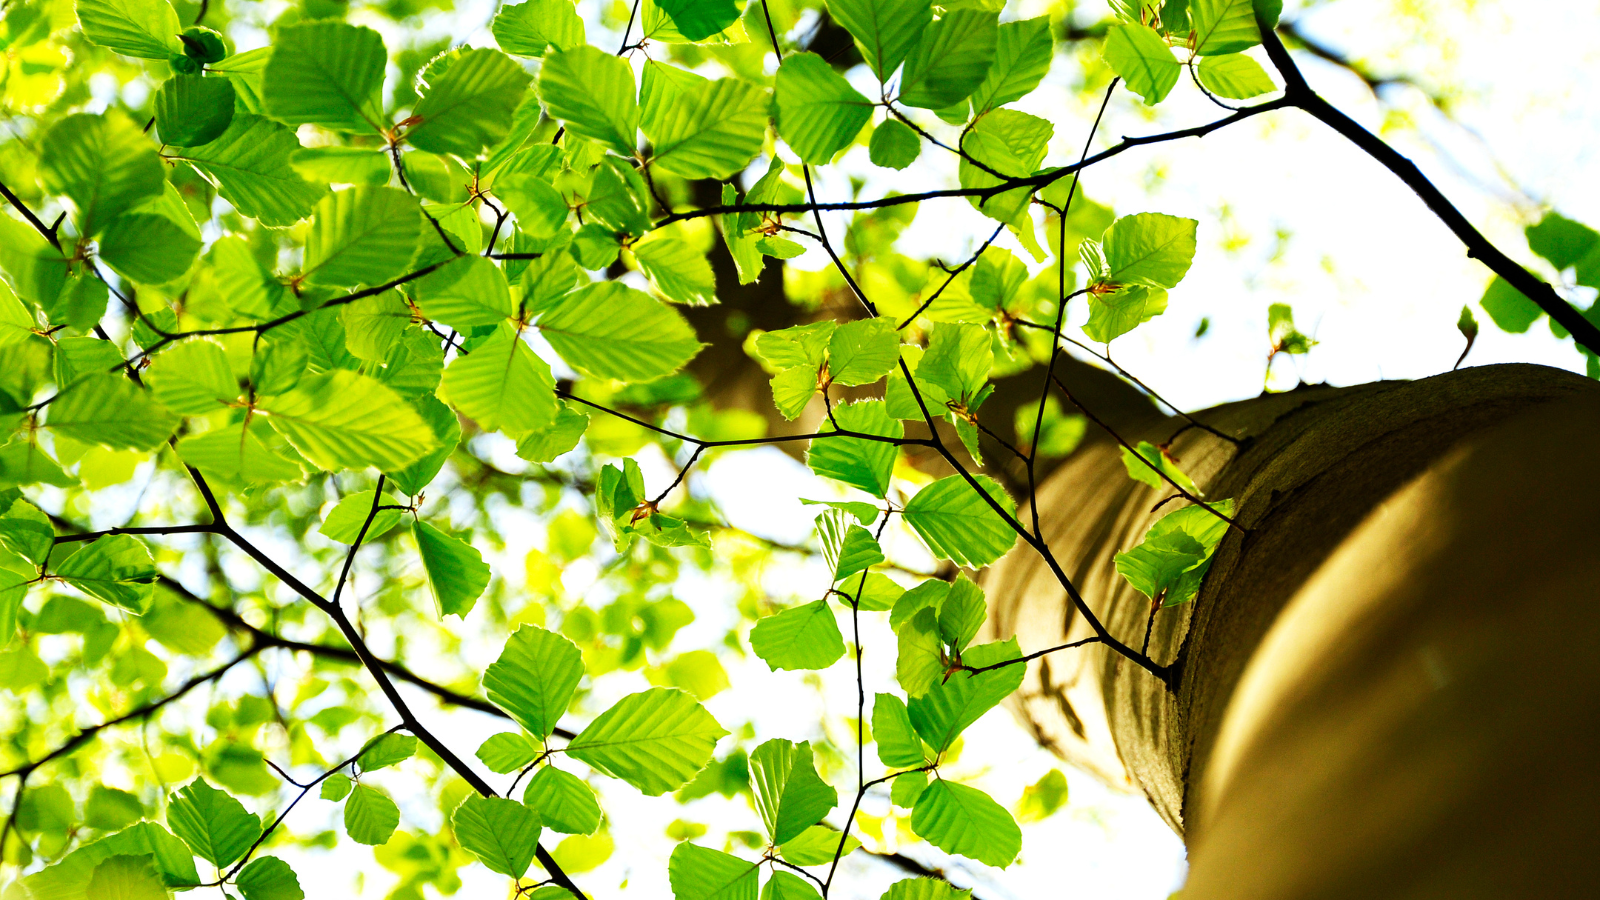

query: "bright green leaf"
left=1196, top=52, right=1275, bottom=99
left=750, top=599, right=846, bottom=671
left=76, top=0, right=182, bottom=59
left=827, top=0, right=932, bottom=82
left=408, top=48, right=531, bottom=157
left=484, top=625, right=584, bottom=741
left=566, top=687, right=727, bottom=796
left=1103, top=24, right=1181, bottom=106
left=262, top=21, right=387, bottom=133
left=258, top=369, right=438, bottom=472
left=344, top=784, right=399, bottom=846
left=523, top=765, right=602, bottom=835
left=154, top=74, right=235, bottom=147
left=909, top=779, right=1020, bottom=868
left=413, top=520, right=490, bottom=618
left=438, top=326, right=559, bottom=438
left=750, top=739, right=838, bottom=844
left=166, top=778, right=261, bottom=867
left=668, top=842, right=759, bottom=900
left=872, top=693, right=927, bottom=768
left=898, top=10, right=998, bottom=111
left=452, top=794, right=541, bottom=878
left=302, top=187, right=423, bottom=288
left=235, top=856, right=305, bottom=900
left=907, top=639, right=1023, bottom=751
left=539, top=46, right=638, bottom=155
left=807, top=400, right=902, bottom=498
left=776, top=53, right=874, bottom=164
left=535, top=282, right=704, bottom=382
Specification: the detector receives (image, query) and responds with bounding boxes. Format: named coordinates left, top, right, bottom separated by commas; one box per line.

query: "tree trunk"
left=981, top=362, right=1600, bottom=898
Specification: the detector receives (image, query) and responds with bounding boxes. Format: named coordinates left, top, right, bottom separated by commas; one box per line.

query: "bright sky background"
left=99, top=0, right=1600, bottom=896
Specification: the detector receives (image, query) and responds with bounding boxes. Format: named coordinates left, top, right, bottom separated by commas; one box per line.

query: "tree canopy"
left=0, top=0, right=1596, bottom=897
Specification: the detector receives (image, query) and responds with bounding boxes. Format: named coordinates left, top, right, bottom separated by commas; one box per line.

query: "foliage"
left=0, top=0, right=1590, bottom=897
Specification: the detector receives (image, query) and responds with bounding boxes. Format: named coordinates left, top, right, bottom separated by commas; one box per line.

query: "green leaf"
left=262, top=21, right=387, bottom=133
left=413, top=520, right=490, bottom=618
left=0, top=498, right=53, bottom=566
left=750, top=599, right=846, bottom=671
left=1102, top=24, right=1181, bottom=106
left=302, top=187, right=423, bottom=288
left=387, top=393, right=459, bottom=495
left=76, top=0, right=181, bottom=59
left=826, top=0, right=931, bottom=82
left=539, top=46, right=638, bottom=155
left=890, top=770, right=928, bottom=808
left=776, top=53, right=874, bottom=165
left=493, top=0, right=586, bottom=57
left=634, top=234, right=718, bottom=306
left=917, top=322, right=991, bottom=406
left=476, top=733, right=540, bottom=774
left=770, top=365, right=820, bottom=420
left=850, top=571, right=903, bottom=611
left=98, top=209, right=201, bottom=285
left=908, top=639, right=1023, bottom=750
left=778, top=824, right=860, bottom=866
left=868, top=119, right=920, bottom=170
left=828, top=318, right=900, bottom=385
left=155, top=74, right=235, bottom=147
left=881, top=877, right=971, bottom=900
left=438, top=326, right=559, bottom=438
left=259, top=369, right=439, bottom=472
left=523, top=765, right=602, bottom=835
left=1015, top=396, right=1086, bottom=459
left=1016, top=769, right=1069, bottom=823
left=750, top=739, right=838, bottom=844
left=180, top=115, right=328, bottom=226
left=668, top=842, right=759, bottom=900
left=655, top=0, right=740, bottom=41
left=872, top=693, right=927, bottom=767
left=177, top=422, right=305, bottom=485
left=46, top=375, right=178, bottom=451
left=535, top=282, right=704, bottom=382
left=935, top=575, right=985, bottom=650
left=1480, top=276, right=1542, bottom=333
left=757, top=321, right=834, bottom=370
left=53, top=535, right=158, bottom=614
left=1083, top=284, right=1168, bottom=343
left=902, top=474, right=1017, bottom=568
left=958, top=109, right=1052, bottom=225
left=498, top=175, right=570, bottom=238
left=909, top=779, right=1021, bottom=868
left=235, top=856, right=305, bottom=900
left=39, top=112, right=163, bottom=235
left=166, top=778, right=262, bottom=867
left=819, top=514, right=885, bottom=582
left=566, top=687, right=727, bottom=796
left=763, top=871, right=822, bottom=900
left=1115, top=530, right=1206, bottom=600
left=484, top=625, right=584, bottom=741
left=452, top=794, right=542, bottom=878
left=1102, top=212, right=1199, bottom=289
left=357, top=733, right=417, bottom=771
left=344, top=783, right=399, bottom=846
left=320, top=774, right=353, bottom=801
left=898, top=10, right=998, bottom=111
left=800, top=497, right=879, bottom=526
left=969, top=17, right=1053, bottom=114
left=646, top=78, right=768, bottom=180
left=145, top=339, right=239, bottom=415
left=516, top=404, right=589, bottom=463
left=1526, top=212, right=1600, bottom=270
left=85, top=856, right=167, bottom=900
left=807, top=400, right=902, bottom=499
left=408, top=48, right=532, bottom=157
left=896, top=607, right=944, bottom=698
left=1119, top=440, right=1199, bottom=494
left=1197, top=52, right=1275, bottom=99
left=0, top=281, right=38, bottom=349
left=1190, top=0, right=1263, bottom=56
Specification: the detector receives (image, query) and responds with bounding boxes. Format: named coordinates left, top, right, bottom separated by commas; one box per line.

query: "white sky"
left=80, top=0, right=1600, bottom=896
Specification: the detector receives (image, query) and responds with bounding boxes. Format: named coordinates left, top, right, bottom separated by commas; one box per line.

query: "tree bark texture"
left=980, top=362, right=1600, bottom=898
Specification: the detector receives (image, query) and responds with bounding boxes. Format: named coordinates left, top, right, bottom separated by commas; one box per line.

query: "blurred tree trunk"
left=981, top=362, right=1600, bottom=899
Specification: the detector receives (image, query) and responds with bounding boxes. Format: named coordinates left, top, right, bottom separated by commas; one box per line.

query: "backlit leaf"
left=898, top=10, right=998, bottom=111
left=524, top=765, right=602, bottom=835
left=668, top=842, right=759, bottom=900
left=776, top=53, right=874, bottom=164
left=452, top=794, right=541, bottom=878
left=566, top=688, right=727, bottom=795
left=751, top=599, right=846, bottom=672
left=902, top=475, right=1017, bottom=568
left=908, top=779, right=1021, bottom=868
left=166, top=778, right=261, bottom=867
left=262, top=21, right=387, bottom=133
left=484, top=625, right=584, bottom=741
